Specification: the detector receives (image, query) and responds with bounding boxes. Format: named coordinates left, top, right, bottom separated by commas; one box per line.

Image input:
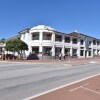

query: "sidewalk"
left=29, top=74, right=100, bottom=100
left=0, top=57, right=100, bottom=66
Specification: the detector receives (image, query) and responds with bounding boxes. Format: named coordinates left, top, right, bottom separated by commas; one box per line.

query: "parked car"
left=27, top=53, right=39, bottom=60
left=1, top=54, right=18, bottom=60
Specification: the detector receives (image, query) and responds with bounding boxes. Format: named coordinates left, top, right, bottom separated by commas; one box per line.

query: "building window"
left=72, top=38, right=77, bottom=44
left=89, top=41, right=91, bottom=46
left=32, top=32, right=39, bottom=40
left=80, top=40, right=83, bottom=45
left=65, top=36, right=70, bottom=43
left=93, top=40, right=96, bottom=45
left=55, top=35, right=62, bottom=42
left=97, top=41, right=100, bottom=46
left=43, top=32, right=52, bottom=40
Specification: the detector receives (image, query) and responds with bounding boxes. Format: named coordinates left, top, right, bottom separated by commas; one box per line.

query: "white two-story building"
left=19, top=25, right=100, bottom=59
left=0, top=43, right=5, bottom=55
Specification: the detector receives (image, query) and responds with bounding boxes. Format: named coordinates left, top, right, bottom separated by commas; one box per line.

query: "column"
left=39, top=31, right=43, bottom=58
left=70, top=47, right=72, bottom=57
left=77, top=37, right=80, bottom=58
left=61, top=46, right=65, bottom=56
left=62, top=35, right=65, bottom=56
left=52, top=32, right=56, bottom=58
left=25, top=33, right=29, bottom=42
left=28, top=46, right=32, bottom=53
left=29, top=46, right=32, bottom=52
left=39, top=45, right=43, bottom=53
left=91, top=39, right=93, bottom=57
left=87, top=51, right=89, bottom=57
left=84, top=36, right=87, bottom=58
left=39, top=31, right=43, bottom=53
left=62, top=35, right=65, bottom=43
left=52, top=45, right=55, bottom=58
left=70, top=36, right=73, bottom=57
left=52, top=32, right=55, bottom=42
left=40, top=31, right=43, bottom=42
left=96, top=40, right=98, bottom=56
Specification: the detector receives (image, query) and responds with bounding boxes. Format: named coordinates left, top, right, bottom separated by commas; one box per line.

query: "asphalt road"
left=0, top=61, right=100, bottom=100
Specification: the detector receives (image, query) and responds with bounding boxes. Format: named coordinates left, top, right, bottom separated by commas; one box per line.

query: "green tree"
left=5, top=39, right=28, bottom=59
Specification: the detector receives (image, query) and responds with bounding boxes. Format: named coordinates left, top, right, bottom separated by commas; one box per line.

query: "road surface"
left=0, top=61, right=100, bottom=100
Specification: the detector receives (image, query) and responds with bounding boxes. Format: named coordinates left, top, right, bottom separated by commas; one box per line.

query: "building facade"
left=19, top=25, right=100, bottom=59
left=0, top=43, right=5, bottom=58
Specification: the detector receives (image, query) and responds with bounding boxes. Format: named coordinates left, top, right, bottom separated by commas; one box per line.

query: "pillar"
left=91, top=39, right=93, bottom=57
left=52, top=32, right=56, bottom=58
left=62, top=35, right=65, bottom=56
left=91, top=48, right=93, bottom=57
left=29, top=46, right=32, bottom=53
left=40, top=31, right=43, bottom=42
left=39, top=31, right=43, bottom=53
left=39, top=31, right=43, bottom=58
left=39, top=45, right=43, bottom=53
left=52, top=45, right=55, bottom=58
left=52, top=32, right=55, bottom=42
left=70, top=36, right=73, bottom=57
left=77, top=37, right=80, bottom=58
left=87, top=51, right=89, bottom=57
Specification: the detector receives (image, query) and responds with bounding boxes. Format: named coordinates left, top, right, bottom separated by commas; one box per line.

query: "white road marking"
left=69, top=82, right=100, bottom=95
left=81, top=86, right=100, bottom=95
left=23, top=73, right=100, bottom=100
left=69, top=83, right=89, bottom=92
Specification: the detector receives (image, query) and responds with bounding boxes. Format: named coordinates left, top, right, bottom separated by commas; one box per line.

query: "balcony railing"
left=43, top=36, right=51, bottom=40
left=32, top=36, right=39, bottom=40
left=55, top=38, right=62, bottom=42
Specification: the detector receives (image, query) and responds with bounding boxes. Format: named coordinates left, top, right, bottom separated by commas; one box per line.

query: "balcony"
left=43, top=36, right=52, bottom=40
left=55, top=35, right=62, bottom=42
left=32, top=36, right=39, bottom=40
left=32, top=32, right=39, bottom=40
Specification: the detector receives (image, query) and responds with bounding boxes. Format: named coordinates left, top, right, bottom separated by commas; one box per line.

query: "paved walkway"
left=1, top=57, right=100, bottom=67
left=0, top=56, right=100, bottom=62
left=29, top=75, right=100, bottom=100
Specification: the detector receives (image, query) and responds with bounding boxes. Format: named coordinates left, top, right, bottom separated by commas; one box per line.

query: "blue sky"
left=0, top=0, right=100, bottom=39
